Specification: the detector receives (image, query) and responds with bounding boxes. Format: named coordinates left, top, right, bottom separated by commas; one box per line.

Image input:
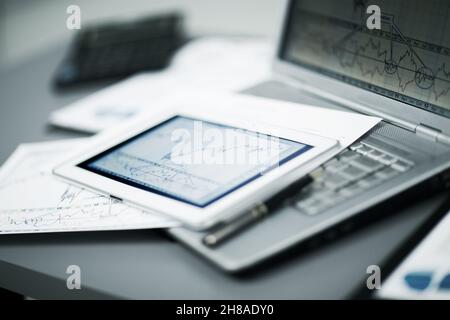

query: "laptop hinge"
left=273, top=74, right=450, bottom=146
left=274, top=74, right=416, bottom=131
left=415, top=124, right=450, bottom=146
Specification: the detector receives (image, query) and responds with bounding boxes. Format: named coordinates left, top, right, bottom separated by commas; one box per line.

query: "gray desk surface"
left=0, top=43, right=448, bottom=299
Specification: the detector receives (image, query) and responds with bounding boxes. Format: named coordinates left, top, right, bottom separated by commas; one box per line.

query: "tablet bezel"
left=53, top=106, right=338, bottom=230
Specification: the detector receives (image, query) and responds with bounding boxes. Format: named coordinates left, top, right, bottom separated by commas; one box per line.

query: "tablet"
left=54, top=108, right=337, bottom=230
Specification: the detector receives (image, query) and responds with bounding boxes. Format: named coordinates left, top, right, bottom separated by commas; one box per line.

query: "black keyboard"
left=54, top=13, right=185, bottom=88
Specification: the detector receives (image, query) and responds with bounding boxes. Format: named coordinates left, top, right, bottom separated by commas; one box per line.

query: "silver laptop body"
left=169, top=0, right=450, bottom=272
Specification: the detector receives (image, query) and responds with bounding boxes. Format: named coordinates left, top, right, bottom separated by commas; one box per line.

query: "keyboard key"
left=323, top=158, right=339, bottom=168
left=299, top=206, right=322, bottom=216
left=366, top=149, right=384, bottom=160
left=375, top=166, right=400, bottom=180
left=339, top=150, right=360, bottom=162
left=314, top=190, right=345, bottom=205
left=378, top=153, right=397, bottom=165
left=350, top=143, right=364, bottom=151
left=323, top=173, right=351, bottom=190
left=339, top=165, right=367, bottom=181
left=295, top=197, right=316, bottom=209
left=357, top=174, right=382, bottom=188
left=391, top=159, right=412, bottom=172
left=355, top=145, right=373, bottom=155
left=324, top=195, right=346, bottom=206
left=324, top=162, right=349, bottom=173
left=338, top=182, right=364, bottom=198
left=350, top=156, right=384, bottom=172
left=311, top=190, right=334, bottom=199
left=294, top=198, right=329, bottom=216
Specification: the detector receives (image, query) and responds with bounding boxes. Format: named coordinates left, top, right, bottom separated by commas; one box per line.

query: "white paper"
left=378, top=209, right=450, bottom=300
left=0, top=139, right=179, bottom=234
left=50, top=37, right=271, bottom=133
left=158, top=91, right=382, bottom=149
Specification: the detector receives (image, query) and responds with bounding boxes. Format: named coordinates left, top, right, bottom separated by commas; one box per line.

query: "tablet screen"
left=79, top=116, right=312, bottom=207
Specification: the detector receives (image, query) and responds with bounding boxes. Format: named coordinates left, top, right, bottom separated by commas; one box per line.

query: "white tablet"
left=54, top=107, right=337, bottom=230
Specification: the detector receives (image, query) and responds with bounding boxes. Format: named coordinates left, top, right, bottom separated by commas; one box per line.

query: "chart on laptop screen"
left=282, top=0, right=450, bottom=118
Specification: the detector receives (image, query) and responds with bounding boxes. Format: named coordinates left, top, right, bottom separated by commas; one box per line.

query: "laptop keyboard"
left=292, top=142, right=415, bottom=216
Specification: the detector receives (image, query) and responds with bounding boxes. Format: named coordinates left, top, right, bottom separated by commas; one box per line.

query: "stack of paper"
left=0, top=139, right=178, bottom=234
left=49, top=37, right=272, bottom=133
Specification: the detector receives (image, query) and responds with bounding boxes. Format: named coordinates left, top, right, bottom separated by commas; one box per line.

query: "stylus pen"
left=202, top=174, right=315, bottom=248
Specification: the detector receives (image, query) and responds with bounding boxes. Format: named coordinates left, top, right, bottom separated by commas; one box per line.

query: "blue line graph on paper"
left=0, top=140, right=176, bottom=234
left=285, top=0, right=450, bottom=117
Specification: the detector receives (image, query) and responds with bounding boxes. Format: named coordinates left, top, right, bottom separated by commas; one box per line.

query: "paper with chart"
left=49, top=37, right=271, bottom=133
left=0, top=139, right=179, bottom=234
left=378, top=208, right=450, bottom=299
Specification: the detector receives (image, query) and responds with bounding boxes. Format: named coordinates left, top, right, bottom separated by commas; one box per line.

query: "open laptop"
left=168, top=0, right=450, bottom=272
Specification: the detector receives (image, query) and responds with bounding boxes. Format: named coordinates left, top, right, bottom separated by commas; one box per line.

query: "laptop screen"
left=280, top=0, right=450, bottom=119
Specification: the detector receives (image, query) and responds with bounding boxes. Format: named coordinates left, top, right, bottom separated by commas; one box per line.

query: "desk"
left=0, top=42, right=448, bottom=299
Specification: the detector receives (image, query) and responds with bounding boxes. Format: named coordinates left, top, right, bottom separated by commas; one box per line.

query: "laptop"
left=168, top=0, right=450, bottom=272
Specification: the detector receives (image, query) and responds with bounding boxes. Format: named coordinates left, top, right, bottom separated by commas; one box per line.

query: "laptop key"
left=338, top=150, right=361, bottom=162
left=294, top=198, right=329, bottom=216
left=366, top=149, right=384, bottom=160
left=339, top=165, right=367, bottom=181
left=375, top=166, right=400, bottom=180
left=357, top=173, right=383, bottom=188
left=323, top=173, right=351, bottom=190
left=324, top=196, right=345, bottom=206
left=323, top=158, right=339, bottom=168
left=294, top=197, right=314, bottom=208
left=300, top=206, right=323, bottom=216
left=338, top=182, right=364, bottom=198
left=350, top=156, right=384, bottom=172
left=294, top=187, right=348, bottom=215
left=378, top=153, right=397, bottom=165
left=350, top=143, right=364, bottom=151
left=354, top=145, right=373, bottom=155
left=391, top=159, right=412, bottom=172
left=314, top=190, right=345, bottom=205
left=324, top=162, right=349, bottom=173
left=310, top=189, right=333, bottom=199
